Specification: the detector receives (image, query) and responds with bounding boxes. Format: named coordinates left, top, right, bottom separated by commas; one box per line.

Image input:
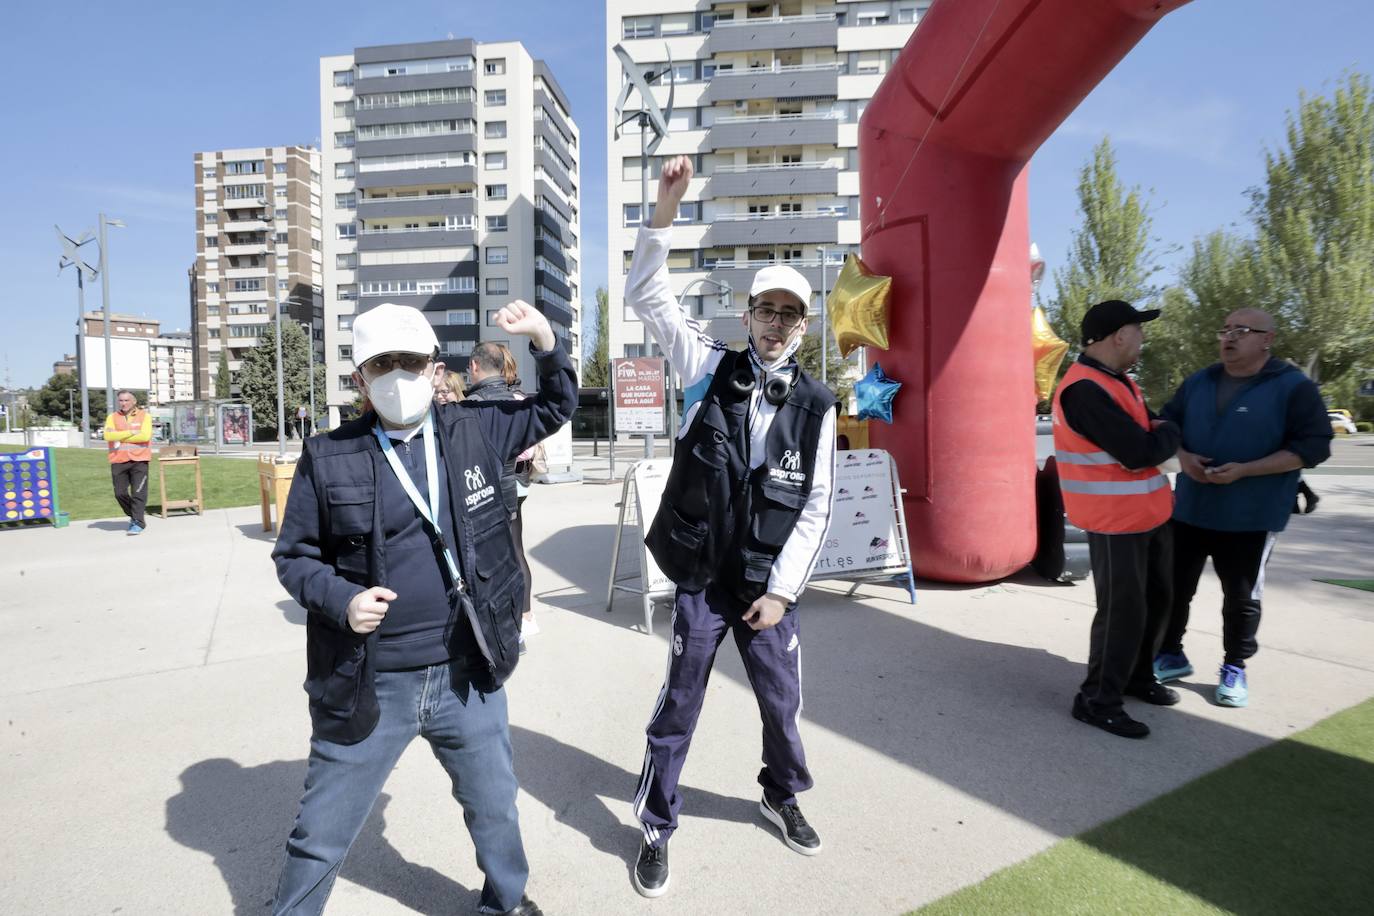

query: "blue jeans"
left=273, top=663, right=528, bottom=914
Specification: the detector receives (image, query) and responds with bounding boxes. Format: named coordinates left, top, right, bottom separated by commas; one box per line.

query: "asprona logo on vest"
left=768, top=449, right=805, bottom=485
left=463, top=465, right=496, bottom=509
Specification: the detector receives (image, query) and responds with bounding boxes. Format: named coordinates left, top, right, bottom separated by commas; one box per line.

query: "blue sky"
left=1, top=0, right=1369, bottom=389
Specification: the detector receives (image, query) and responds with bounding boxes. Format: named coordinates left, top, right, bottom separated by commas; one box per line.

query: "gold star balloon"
left=1031, top=306, right=1070, bottom=402
left=827, top=254, right=892, bottom=357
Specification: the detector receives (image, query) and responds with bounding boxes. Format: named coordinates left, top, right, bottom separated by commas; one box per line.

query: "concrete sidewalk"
left=2, top=475, right=1372, bottom=915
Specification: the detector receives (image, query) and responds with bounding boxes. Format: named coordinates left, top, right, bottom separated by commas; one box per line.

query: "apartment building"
left=319, top=38, right=582, bottom=427
left=606, top=0, right=923, bottom=358
left=190, top=146, right=324, bottom=400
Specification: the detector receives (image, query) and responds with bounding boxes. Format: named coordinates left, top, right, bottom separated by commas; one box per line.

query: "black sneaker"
left=1072, top=694, right=1150, bottom=739
left=490, top=895, right=542, bottom=916
left=633, top=839, right=670, bottom=898
left=1125, top=682, right=1181, bottom=706
left=759, top=795, right=822, bottom=855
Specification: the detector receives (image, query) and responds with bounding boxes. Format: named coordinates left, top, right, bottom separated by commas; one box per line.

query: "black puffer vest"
left=645, top=349, right=837, bottom=605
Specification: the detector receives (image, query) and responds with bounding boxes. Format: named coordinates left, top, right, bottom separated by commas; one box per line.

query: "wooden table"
left=157, top=445, right=203, bottom=518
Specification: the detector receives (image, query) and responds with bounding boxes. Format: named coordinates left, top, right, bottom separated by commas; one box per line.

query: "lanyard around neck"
left=373, top=412, right=465, bottom=589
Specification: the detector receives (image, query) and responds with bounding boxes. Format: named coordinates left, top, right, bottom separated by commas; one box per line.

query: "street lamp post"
left=56, top=227, right=98, bottom=439
left=301, top=314, right=316, bottom=437
left=98, top=214, right=126, bottom=413
left=274, top=296, right=286, bottom=457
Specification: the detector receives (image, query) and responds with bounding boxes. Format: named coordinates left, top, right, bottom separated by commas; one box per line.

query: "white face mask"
left=365, top=367, right=433, bottom=427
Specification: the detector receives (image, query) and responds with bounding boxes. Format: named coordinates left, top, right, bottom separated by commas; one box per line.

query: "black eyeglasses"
left=750, top=306, right=806, bottom=328
left=362, top=352, right=432, bottom=374
left=1216, top=326, right=1271, bottom=341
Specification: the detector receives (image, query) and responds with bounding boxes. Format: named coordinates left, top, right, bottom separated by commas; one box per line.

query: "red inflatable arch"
left=858, top=0, right=1191, bottom=583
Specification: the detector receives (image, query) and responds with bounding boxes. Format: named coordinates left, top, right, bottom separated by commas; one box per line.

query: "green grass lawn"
left=2, top=444, right=262, bottom=521
left=917, top=697, right=1374, bottom=915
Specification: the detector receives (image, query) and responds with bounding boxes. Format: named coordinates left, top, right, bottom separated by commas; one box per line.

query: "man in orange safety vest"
left=104, top=389, right=153, bottom=535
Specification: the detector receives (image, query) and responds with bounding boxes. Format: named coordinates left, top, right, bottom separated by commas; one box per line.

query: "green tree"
left=215, top=348, right=232, bottom=399
left=582, top=286, right=610, bottom=387
left=1247, top=72, right=1374, bottom=386
left=1137, top=231, right=1254, bottom=405
left=1044, top=137, right=1167, bottom=354
left=236, top=322, right=321, bottom=434
left=796, top=327, right=856, bottom=409
left=29, top=373, right=107, bottom=425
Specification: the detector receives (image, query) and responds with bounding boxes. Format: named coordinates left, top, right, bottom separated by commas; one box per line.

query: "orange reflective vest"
left=105, top=408, right=152, bottom=464
left=1051, top=362, right=1171, bottom=535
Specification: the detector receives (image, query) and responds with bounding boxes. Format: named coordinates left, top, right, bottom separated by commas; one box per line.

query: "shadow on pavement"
left=276, top=599, right=306, bottom=626
left=166, top=758, right=474, bottom=915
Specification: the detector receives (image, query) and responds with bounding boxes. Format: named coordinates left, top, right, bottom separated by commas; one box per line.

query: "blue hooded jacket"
left=1161, top=359, right=1331, bottom=533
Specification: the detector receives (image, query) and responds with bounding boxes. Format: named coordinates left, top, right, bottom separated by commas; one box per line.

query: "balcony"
left=355, top=164, right=477, bottom=191
left=353, top=68, right=475, bottom=97
left=360, top=292, right=480, bottom=313
left=535, top=269, right=571, bottom=302
left=357, top=195, right=477, bottom=221
left=354, top=132, right=477, bottom=160
left=534, top=238, right=566, bottom=272
left=707, top=258, right=833, bottom=297
left=708, top=112, right=842, bottom=149
left=222, top=241, right=269, bottom=257
left=534, top=295, right=574, bottom=329
left=706, top=63, right=842, bottom=103
left=706, top=211, right=841, bottom=247
left=356, top=224, right=478, bottom=251
left=222, top=218, right=269, bottom=232
left=353, top=100, right=476, bottom=128
left=223, top=197, right=267, bottom=210
left=707, top=14, right=838, bottom=54
left=708, top=162, right=839, bottom=198
left=534, top=205, right=567, bottom=242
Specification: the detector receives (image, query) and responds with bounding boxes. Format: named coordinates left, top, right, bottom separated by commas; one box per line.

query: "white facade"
left=320, top=39, right=582, bottom=427
left=605, top=0, right=923, bottom=359
left=149, top=335, right=194, bottom=406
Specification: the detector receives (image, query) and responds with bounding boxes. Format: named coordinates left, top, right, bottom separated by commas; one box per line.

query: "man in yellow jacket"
left=104, top=389, right=152, bottom=534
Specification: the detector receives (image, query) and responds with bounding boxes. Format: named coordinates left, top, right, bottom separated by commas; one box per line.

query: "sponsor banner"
left=631, top=459, right=675, bottom=596
left=814, top=449, right=907, bottom=577
left=612, top=357, right=666, bottom=435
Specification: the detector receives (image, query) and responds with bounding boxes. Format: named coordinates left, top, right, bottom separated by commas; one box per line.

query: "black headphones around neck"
left=727, top=362, right=797, bottom=407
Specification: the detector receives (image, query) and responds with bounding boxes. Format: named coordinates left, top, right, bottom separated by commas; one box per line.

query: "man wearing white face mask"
left=270, top=300, right=574, bottom=916
left=623, top=155, right=838, bottom=898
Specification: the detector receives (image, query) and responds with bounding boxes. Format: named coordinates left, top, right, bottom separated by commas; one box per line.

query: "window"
left=225, top=160, right=265, bottom=175
left=276, top=231, right=289, bottom=243
left=484, top=121, right=507, bottom=139
left=623, top=203, right=641, bottom=227
left=335, top=192, right=356, bottom=209
left=623, top=16, right=655, bottom=39
left=335, top=162, right=355, bottom=179
left=443, top=340, right=476, bottom=357
left=484, top=58, right=505, bottom=75
left=337, top=315, right=353, bottom=330
left=205, top=236, right=218, bottom=247
left=339, top=375, right=357, bottom=391
left=486, top=310, right=503, bottom=327
left=338, top=345, right=352, bottom=360
left=206, top=282, right=219, bottom=293
left=337, top=284, right=357, bottom=300
left=333, top=101, right=354, bottom=118
left=446, top=309, right=477, bottom=325
left=359, top=277, right=475, bottom=297
left=485, top=89, right=506, bottom=106
left=274, top=208, right=288, bottom=219
left=336, top=223, right=356, bottom=239
left=334, top=131, right=355, bottom=148
left=232, top=279, right=264, bottom=292
left=486, top=246, right=509, bottom=264
left=333, top=69, right=354, bottom=87
left=357, top=150, right=475, bottom=172
left=204, top=212, right=217, bottom=223
left=359, top=55, right=474, bottom=79
left=278, top=279, right=290, bottom=291
left=275, top=186, right=288, bottom=198
left=222, top=183, right=265, bottom=200
left=485, top=184, right=507, bottom=200
left=486, top=278, right=509, bottom=295
left=336, top=253, right=357, bottom=269
left=484, top=151, right=507, bottom=170
left=355, top=118, right=476, bottom=141
left=486, top=215, right=508, bottom=232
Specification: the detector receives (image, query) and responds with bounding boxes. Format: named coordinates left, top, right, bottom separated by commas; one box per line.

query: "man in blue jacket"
left=1154, top=308, right=1332, bottom=707
left=270, top=300, right=574, bottom=915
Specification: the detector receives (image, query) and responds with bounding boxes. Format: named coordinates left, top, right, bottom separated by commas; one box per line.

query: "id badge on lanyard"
left=373, top=414, right=466, bottom=590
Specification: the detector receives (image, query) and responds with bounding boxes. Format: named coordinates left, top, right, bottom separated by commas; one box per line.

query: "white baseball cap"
left=351, top=302, right=439, bottom=367
left=749, top=264, right=813, bottom=311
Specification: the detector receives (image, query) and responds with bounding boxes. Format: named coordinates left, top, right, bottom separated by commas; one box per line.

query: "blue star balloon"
left=855, top=363, right=902, bottom=423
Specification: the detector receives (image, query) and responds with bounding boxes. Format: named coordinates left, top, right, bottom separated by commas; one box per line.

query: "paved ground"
left=2, top=468, right=1371, bottom=915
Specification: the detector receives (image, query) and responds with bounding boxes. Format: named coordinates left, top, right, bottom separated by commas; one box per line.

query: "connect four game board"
left=1, top=448, right=62, bottom=528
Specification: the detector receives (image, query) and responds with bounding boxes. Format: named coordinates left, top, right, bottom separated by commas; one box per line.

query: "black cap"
left=1081, top=299, right=1160, bottom=346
